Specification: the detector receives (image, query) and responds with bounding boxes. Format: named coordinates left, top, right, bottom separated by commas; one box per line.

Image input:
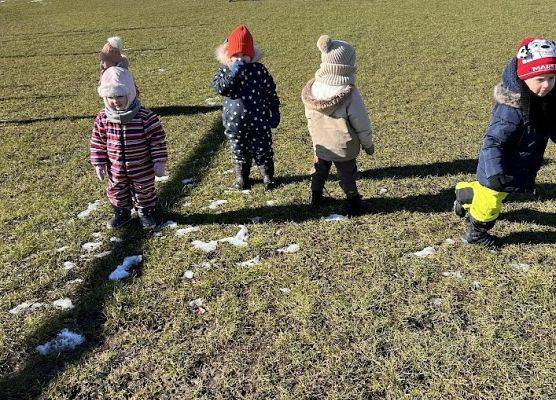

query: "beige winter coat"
left=301, top=79, right=373, bottom=162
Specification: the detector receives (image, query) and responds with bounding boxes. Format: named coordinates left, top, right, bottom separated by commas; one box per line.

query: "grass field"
left=1, top=0, right=556, bottom=398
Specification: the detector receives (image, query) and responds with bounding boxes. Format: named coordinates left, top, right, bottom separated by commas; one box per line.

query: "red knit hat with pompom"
left=516, top=37, right=556, bottom=80
left=226, top=25, right=254, bottom=60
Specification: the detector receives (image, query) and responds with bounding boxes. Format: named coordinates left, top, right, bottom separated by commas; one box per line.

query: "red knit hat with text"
left=226, top=25, right=254, bottom=59
left=516, top=37, right=556, bottom=80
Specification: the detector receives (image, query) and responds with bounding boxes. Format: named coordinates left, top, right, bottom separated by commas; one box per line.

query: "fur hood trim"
left=215, top=42, right=263, bottom=66
left=493, top=82, right=521, bottom=108
left=301, top=78, right=353, bottom=113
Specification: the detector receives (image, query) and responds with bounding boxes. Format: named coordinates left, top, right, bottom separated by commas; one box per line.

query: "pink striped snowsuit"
left=90, top=107, right=167, bottom=209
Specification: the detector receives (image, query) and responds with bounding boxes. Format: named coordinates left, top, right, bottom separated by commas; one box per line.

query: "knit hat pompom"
left=317, top=35, right=331, bottom=53
left=516, top=36, right=556, bottom=80
left=107, top=36, right=123, bottom=50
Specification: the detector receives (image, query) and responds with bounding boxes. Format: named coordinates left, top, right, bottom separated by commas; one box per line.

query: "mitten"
left=363, top=143, right=375, bottom=156
left=95, top=165, right=107, bottom=181
left=230, top=60, right=245, bottom=75
left=270, top=110, right=280, bottom=128
left=153, top=162, right=166, bottom=177
left=487, top=174, right=513, bottom=192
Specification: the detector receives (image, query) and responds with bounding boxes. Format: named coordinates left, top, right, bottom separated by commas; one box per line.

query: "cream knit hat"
left=314, top=35, right=356, bottom=86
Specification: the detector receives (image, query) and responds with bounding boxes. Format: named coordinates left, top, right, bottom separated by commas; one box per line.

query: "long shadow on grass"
left=0, top=105, right=219, bottom=125
left=276, top=158, right=478, bottom=187
left=167, top=188, right=457, bottom=226
left=0, top=117, right=225, bottom=399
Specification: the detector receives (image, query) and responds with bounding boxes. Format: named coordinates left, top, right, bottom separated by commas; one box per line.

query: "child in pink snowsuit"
left=90, top=67, right=167, bottom=229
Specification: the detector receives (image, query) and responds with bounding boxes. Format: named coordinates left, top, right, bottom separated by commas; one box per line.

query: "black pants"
left=311, top=158, right=358, bottom=196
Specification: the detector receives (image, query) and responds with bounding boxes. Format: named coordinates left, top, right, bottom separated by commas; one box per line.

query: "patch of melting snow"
left=431, top=298, right=442, bottom=307
left=191, top=240, right=218, bottom=253
left=237, top=256, right=261, bottom=267
left=53, top=298, right=74, bottom=310
left=181, top=178, right=195, bottom=186
left=176, top=226, right=200, bottom=237
left=161, top=220, right=178, bottom=229
left=279, top=288, right=291, bottom=294
left=208, top=199, right=228, bottom=209
left=63, top=261, right=75, bottom=271
left=92, top=232, right=102, bottom=239
left=442, top=271, right=463, bottom=279
left=412, top=246, right=436, bottom=258
left=108, top=255, right=142, bottom=281
left=56, top=246, right=69, bottom=253
left=324, top=214, right=347, bottom=222
left=183, top=270, right=194, bottom=279
left=277, top=244, right=299, bottom=254
left=205, top=97, right=220, bottom=106
left=77, top=200, right=101, bottom=219
left=222, top=169, right=234, bottom=175
left=82, top=242, right=102, bottom=252
left=66, top=278, right=83, bottom=285
left=471, top=280, right=482, bottom=290
left=94, top=250, right=112, bottom=259
left=189, top=298, right=203, bottom=308
left=36, top=329, right=85, bottom=355
left=444, top=238, right=455, bottom=245
left=110, top=236, right=122, bottom=243
left=265, top=200, right=275, bottom=206
left=219, top=226, right=248, bottom=247
left=511, top=263, right=530, bottom=272
left=9, top=301, right=47, bottom=314
left=157, top=68, right=165, bottom=73
left=378, top=187, right=388, bottom=195
left=155, top=175, right=169, bottom=182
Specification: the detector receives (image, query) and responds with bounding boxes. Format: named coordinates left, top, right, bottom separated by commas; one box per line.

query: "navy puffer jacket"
left=477, top=58, right=556, bottom=192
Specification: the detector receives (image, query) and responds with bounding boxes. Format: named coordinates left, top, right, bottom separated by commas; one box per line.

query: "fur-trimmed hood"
left=215, top=42, right=263, bottom=66
left=493, top=58, right=521, bottom=108
left=301, top=78, right=353, bottom=114
left=493, top=82, right=521, bottom=108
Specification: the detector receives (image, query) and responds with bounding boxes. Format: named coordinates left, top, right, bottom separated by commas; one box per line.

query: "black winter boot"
left=462, top=217, right=499, bottom=249
left=137, top=207, right=157, bottom=230
left=345, top=193, right=364, bottom=216
left=107, top=207, right=132, bottom=229
left=232, top=163, right=251, bottom=190
left=309, top=190, right=324, bottom=208
left=258, top=163, right=276, bottom=190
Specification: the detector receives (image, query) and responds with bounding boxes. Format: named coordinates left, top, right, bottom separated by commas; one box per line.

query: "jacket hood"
left=494, top=58, right=522, bottom=108
left=301, top=78, right=353, bottom=114
left=215, top=42, right=263, bottom=66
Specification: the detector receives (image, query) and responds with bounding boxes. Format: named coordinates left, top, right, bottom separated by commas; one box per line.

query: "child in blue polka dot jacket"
left=211, top=25, right=280, bottom=190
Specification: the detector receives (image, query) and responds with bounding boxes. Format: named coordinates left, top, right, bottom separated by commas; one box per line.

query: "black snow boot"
left=137, top=207, right=157, bottom=230
left=309, top=190, right=324, bottom=208
left=462, top=217, right=499, bottom=249
left=258, top=163, right=276, bottom=190
left=107, top=207, right=132, bottom=229
left=232, top=163, right=251, bottom=190
left=345, top=193, right=364, bottom=216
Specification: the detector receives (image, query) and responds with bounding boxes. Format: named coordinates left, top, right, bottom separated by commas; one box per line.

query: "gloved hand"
left=95, top=165, right=107, bottom=181
left=230, top=60, right=245, bottom=75
left=363, top=143, right=375, bottom=156
left=487, top=174, right=513, bottom=192
left=153, top=162, right=166, bottom=177
left=270, top=110, right=280, bottom=128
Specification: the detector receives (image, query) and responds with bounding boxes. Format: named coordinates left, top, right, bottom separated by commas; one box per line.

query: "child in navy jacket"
left=454, top=37, right=556, bottom=248
left=211, top=25, right=280, bottom=190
